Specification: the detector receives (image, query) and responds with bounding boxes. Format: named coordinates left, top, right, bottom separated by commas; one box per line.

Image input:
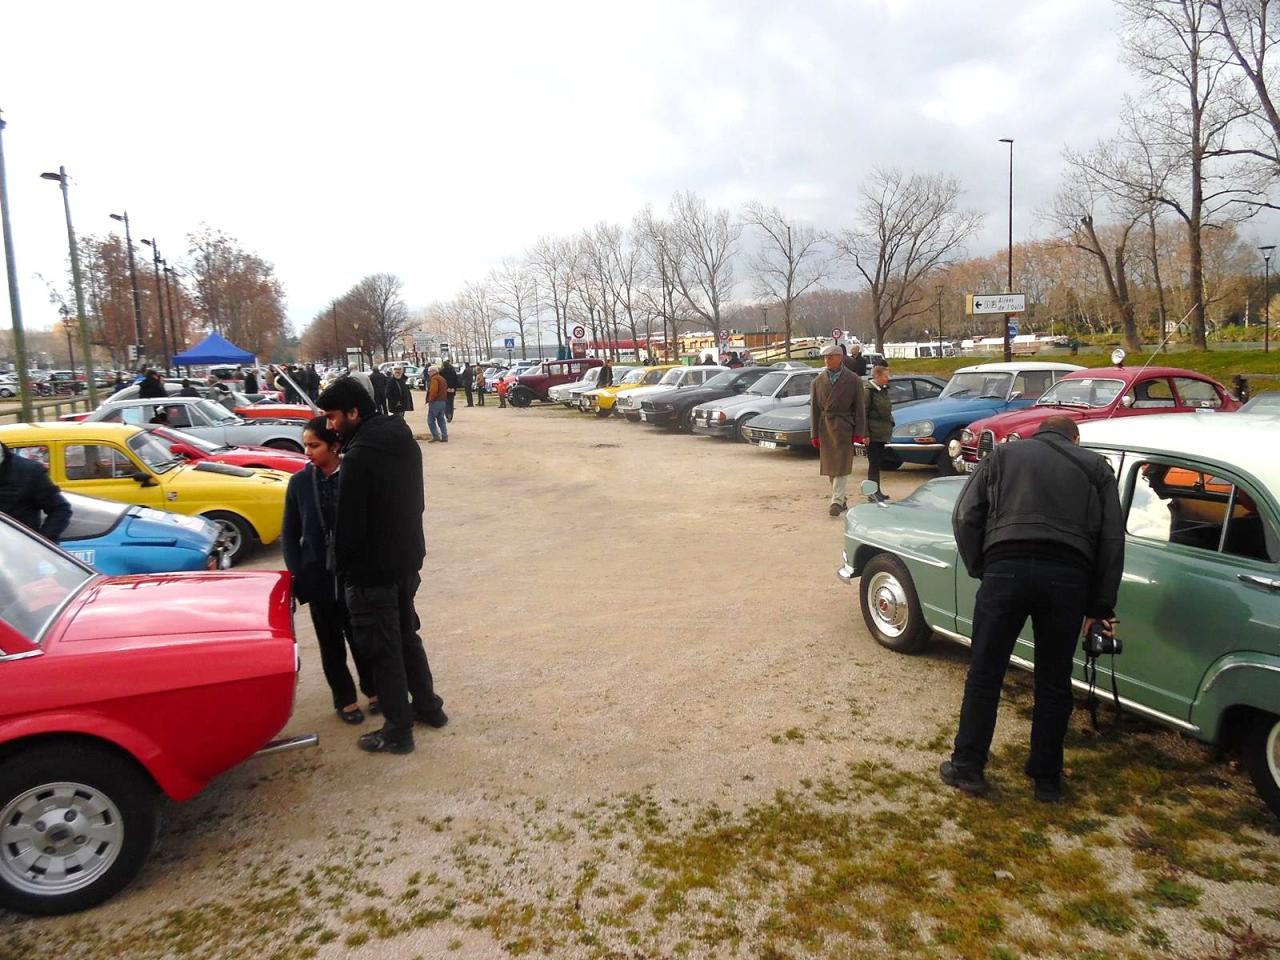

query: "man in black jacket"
left=368, top=367, right=389, bottom=416
left=0, top=442, right=72, bottom=542
left=942, top=416, right=1124, bottom=802
left=439, top=360, right=460, bottom=422
left=318, top=378, right=446, bottom=754
left=137, top=369, right=166, bottom=400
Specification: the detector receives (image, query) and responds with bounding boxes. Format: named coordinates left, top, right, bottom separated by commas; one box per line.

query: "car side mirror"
left=131, top=471, right=158, bottom=487
left=860, top=480, right=880, bottom=499
left=1120, top=395, right=1135, bottom=408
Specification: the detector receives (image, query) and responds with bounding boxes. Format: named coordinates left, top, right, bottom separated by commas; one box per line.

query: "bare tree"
left=743, top=203, right=830, bottom=357
left=462, top=280, right=499, bottom=359
left=528, top=236, right=578, bottom=353
left=348, top=273, right=411, bottom=361
left=833, top=168, right=983, bottom=350
left=666, top=191, right=740, bottom=332
left=491, top=259, right=535, bottom=359
left=1209, top=0, right=1280, bottom=172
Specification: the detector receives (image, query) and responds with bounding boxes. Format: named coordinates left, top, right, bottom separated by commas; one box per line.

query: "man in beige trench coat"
left=810, top=342, right=869, bottom=516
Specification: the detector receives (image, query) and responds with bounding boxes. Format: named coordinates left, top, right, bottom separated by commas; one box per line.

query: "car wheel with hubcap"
left=1244, top=713, right=1280, bottom=818
left=858, top=553, right=932, bottom=653
left=201, top=510, right=255, bottom=565
left=509, top=387, right=534, bottom=408
left=262, top=438, right=302, bottom=453
left=0, top=743, right=159, bottom=915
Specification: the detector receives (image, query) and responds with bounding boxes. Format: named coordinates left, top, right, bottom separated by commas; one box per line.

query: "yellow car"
left=0, top=422, right=288, bottom=565
left=578, top=365, right=681, bottom=415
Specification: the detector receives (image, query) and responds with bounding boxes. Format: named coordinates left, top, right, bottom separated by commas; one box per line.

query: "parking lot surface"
left=2, top=402, right=1277, bottom=959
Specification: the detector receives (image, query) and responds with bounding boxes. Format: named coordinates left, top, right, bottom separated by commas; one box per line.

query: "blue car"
left=59, top=492, right=228, bottom=573
left=884, top=361, right=1082, bottom=474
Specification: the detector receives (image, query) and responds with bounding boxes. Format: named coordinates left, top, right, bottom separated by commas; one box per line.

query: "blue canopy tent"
left=171, top=332, right=255, bottom=368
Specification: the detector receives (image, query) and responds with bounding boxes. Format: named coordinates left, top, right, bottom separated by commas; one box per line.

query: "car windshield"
left=620, top=369, right=647, bottom=385
left=1241, top=392, right=1280, bottom=413
left=1036, top=378, right=1124, bottom=408
left=128, top=431, right=183, bottom=473
left=747, top=372, right=787, bottom=396
left=0, top=519, right=93, bottom=642
left=60, top=492, right=129, bottom=541
left=658, top=369, right=684, bottom=386
left=702, top=372, right=738, bottom=389
left=195, top=398, right=239, bottom=424
left=941, top=372, right=1012, bottom=400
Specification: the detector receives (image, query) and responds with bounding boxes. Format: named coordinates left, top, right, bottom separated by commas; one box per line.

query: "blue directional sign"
left=1007, top=320, right=1019, bottom=337
left=503, top=337, right=516, bottom=349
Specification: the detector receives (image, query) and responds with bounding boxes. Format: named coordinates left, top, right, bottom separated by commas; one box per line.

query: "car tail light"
left=717, top=411, right=726, bottom=423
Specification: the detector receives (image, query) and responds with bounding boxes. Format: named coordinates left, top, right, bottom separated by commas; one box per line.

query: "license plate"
left=960, top=460, right=977, bottom=473
left=758, top=440, right=779, bottom=449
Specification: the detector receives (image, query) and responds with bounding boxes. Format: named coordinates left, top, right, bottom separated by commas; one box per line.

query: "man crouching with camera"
left=941, top=415, right=1124, bottom=802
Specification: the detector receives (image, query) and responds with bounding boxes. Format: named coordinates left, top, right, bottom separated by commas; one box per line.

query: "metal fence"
left=0, top=396, right=93, bottom=425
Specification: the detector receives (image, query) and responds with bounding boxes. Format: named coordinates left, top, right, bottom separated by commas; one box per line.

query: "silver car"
left=83, top=397, right=305, bottom=452
left=615, top=366, right=727, bottom=421
left=690, top=368, right=820, bottom=441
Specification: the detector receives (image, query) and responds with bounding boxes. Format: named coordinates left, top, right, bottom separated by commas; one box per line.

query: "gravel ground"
left=2, top=400, right=1278, bottom=960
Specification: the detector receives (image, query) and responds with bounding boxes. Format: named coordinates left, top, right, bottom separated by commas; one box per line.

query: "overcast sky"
left=2, top=0, right=1162, bottom=335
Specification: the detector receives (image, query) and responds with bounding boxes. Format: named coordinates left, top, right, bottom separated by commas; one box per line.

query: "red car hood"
left=235, top=403, right=314, bottom=421
left=53, top=570, right=294, bottom=647
left=214, top=446, right=307, bottom=474
left=968, top=404, right=1095, bottom=440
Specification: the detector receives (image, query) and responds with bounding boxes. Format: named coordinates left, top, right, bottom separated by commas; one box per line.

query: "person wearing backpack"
left=943, top=415, right=1124, bottom=803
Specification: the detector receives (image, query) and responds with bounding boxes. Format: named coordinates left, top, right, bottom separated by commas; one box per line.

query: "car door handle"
left=1238, top=574, right=1280, bottom=591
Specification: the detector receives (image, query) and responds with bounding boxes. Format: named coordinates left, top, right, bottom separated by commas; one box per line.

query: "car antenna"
left=1105, top=303, right=1198, bottom=421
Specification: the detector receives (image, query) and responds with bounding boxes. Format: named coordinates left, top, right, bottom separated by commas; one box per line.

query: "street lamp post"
left=139, top=239, right=170, bottom=374
left=109, top=212, right=145, bottom=367
left=0, top=110, right=34, bottom=421
left=935, top=285, right=945, bottom=357
left=40, top=166, right=98, bottom=404
left=1260, top=246, right=1275, bottom=354
left=161, top=262, right=180, bottom=361
left=999, top=138, right=1014, bottom=363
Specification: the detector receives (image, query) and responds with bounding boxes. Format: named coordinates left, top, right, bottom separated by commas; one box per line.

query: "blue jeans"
left=428, top=401, right=448, bottom=440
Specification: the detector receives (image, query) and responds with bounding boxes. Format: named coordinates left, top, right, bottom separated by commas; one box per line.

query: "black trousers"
left=344, top=573, right=443, bottom=742
left=476, top=387, right=485, bottom=406
left=446, top=390, right=456, bottom=421
left=308, top=595, right=375, bottom=710
left=866, top=441, right=886, bottom=487
left=951, top=558, right=1088, bottom=780
left=464, top=385, right=474, bottom=407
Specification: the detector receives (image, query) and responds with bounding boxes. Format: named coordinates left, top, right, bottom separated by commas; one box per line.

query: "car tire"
left=1244, top=713, right=1280, bottom=818
left=858, top=553, right=932, bottom=654
left=201, top=510, right=256, bottom=565
left=734, top=415, right=757, bottom=442
left=0, top=743, right=159, bottom=916
left=677, top=410, right=694, bottom=433
left=510, top=387, right=534, bottom=408
left=262, top=439, right=303, bottom=453
left=936, top=430, right=964, bottom=476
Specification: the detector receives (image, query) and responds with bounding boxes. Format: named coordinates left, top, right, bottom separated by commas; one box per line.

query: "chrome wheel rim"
left=0, top=781, right=124, bottom=896
left=867, top=571, right=909, bottom=638
left=212, top=518, right=243, bottom=557
left=1268, top=719, right=1280, bottom=790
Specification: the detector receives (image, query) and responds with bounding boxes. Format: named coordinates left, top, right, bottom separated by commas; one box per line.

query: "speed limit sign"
left=831, top=328, right=843, bottom=339
left=570, top=324, right=587, bottom=340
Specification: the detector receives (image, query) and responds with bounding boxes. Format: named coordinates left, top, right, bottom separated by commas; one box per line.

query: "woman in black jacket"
left=282, top=417, right=376, bottom=723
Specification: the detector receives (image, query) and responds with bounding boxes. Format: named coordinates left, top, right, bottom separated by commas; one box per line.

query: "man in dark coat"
left=943, top=416, right=1124, bottom=802
left=598, top=358, right=613, bottom=388
left=809, top=342, right=868, bottom=516
left=244, top=367, right=259, bottom=394
left=461, top=363, right=474, bottom=407
left=306, top=363, right=321, bottom=401
left=369, top=367, right=389, bottom=416
left=863, top=364, right=894, bottom=502
left=843, top=342, right=869, bottom=377
left=440, top=360, right=461, bottom=422
left=137, top=369, right=166, bottom=400
left=318, top=378, right=446, bottom=754
left=0, top=442, right=71, bottom=542
left=386, top=366, right=415, bottom=417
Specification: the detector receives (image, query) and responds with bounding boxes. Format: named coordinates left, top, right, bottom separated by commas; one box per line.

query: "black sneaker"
left=415, top=708, right=449, bottom=729
left=939, top=760, right=989, bottom=796
left=357, top=730, right=415, bottom=754
left=1033, top=778, right=1063, bottom=803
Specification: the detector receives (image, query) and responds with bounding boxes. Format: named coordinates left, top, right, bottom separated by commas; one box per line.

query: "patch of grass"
left=1142, top=877, right=1202, bottom=909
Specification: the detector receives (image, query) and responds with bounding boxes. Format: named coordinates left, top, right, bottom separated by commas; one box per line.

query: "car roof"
left=103, top=396, right=203, bottom=406
left=954, top=361, right=1084, bottom=373
left=1079, top=413, right=1280, bottom=492
left=0, top=421, right=145, bottom=442
left=1059, top=365, right=1221, bottom=383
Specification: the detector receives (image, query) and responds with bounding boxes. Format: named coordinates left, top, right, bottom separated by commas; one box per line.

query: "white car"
left=548, top=366, right=603, bottom=406
left=615, top=366, right=727, bottom=421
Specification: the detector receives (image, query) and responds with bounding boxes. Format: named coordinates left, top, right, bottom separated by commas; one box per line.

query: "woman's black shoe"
left=338, top=707, right=365, bottom=725
left=357, top=730, right=414, bottom=754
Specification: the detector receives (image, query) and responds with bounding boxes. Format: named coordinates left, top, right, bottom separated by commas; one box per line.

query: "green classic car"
left=837, top=413, right=1280, bottom=816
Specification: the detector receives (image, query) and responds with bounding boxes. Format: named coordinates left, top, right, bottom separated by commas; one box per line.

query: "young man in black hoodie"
left=317, top=378, right=447, bottom=754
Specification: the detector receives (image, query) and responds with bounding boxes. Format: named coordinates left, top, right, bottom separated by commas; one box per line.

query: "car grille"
left=978, top=430, right=995, bottom=459
left=745, top=426, right=769, bottom=440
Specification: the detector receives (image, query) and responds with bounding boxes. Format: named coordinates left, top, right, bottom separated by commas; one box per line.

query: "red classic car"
left=234, top=400, right=315, bottom=423
left=0, top=515, right=314, bottom=914
left=150, top=425, right=309, bottom=474
left=955, top=365, right=1240, bottom=470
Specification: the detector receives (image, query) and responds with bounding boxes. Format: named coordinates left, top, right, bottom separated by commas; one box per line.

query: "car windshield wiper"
left=1038, top=399, right=1091, bottom=408
left=979, top=393, right=1007, bottom=400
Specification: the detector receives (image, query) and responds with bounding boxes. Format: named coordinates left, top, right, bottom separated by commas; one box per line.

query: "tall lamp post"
left=1260, top=245, right=1275, bottom=354
left=935, top=285, right=945, bottom=356
left=998, top=137, right=1014, bottom=363
left=161, top=262, right=181, bottom=361
left=109, top=212, right=145, bottom=367
left=139, top=238, right=170, bottom=374
left=0, top=110, right=34, bottom=421
left=40, top=166, right=98, bottom=404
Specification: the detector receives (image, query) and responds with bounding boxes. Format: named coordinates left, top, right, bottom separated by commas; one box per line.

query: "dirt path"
left=2, top=402, right=1277, bottom=960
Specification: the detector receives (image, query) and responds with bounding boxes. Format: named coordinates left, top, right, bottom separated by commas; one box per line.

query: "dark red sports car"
left=0, top=515, right=314, bottom=915
left=150, top=425, right=309, bottom=474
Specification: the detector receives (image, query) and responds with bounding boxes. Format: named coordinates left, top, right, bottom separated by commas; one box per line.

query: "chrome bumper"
left=837, top=563, right=856, bottom=584
left=886, top=442, right=943, bottom=451
left=254, top=733, right=319, bottom=757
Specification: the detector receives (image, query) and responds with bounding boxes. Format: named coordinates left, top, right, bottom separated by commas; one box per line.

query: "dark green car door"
left=1113, top=457, right=1280, bottom=722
